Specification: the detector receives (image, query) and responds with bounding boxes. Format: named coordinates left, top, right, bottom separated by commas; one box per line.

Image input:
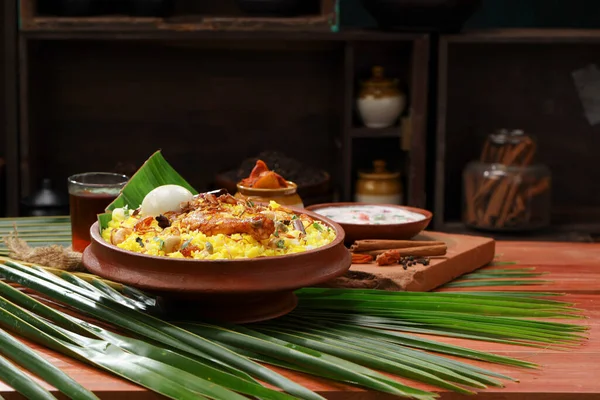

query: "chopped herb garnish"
left=274, top=229, right=279, bottom=238
left=312, top=222, right=324, bottom=232
left=205, top=242, right=214, bottom=254
left=152, top=237, right=165, bottom=250
left=374, top=214, right=385, bottom=221
left=181, top=238, right=193, bottom=250
left=291, top=215, right=298, bottom=220
left=276, top=239, right=285, bottom=249
left=135, top=237, right=145, bottom=248
left=246, top=199, right=255, bottom=208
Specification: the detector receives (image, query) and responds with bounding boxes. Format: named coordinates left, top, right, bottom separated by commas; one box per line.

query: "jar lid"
left=489, top=129, right=533, bottom=145
left=481, top=129, right=538, bottom=166
left=358, top=160, right=400, bottom=180
left=360, top=66, right=399, bottom=89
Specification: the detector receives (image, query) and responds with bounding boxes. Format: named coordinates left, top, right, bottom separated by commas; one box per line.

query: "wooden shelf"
left=445, top=28, right=600, bottom=44
left=434, top=30, right=600, bottom=233
left=21, top=16, right=338, bottom=35
left=20, top=0, right=341, bottom=35
left=20, top=26, right=426, bottom=41
left=349, top=126, right=402, bottom=138
left=5, top=24, right=430, bottom=216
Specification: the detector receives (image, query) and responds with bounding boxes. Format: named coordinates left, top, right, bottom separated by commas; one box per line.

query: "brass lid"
left=358, top=160, right=401, bottom=180
left=360, top=66, right=399, bottom=89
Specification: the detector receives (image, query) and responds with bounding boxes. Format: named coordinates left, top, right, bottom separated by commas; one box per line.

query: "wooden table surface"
left=2, top=241, right=600, bottom=399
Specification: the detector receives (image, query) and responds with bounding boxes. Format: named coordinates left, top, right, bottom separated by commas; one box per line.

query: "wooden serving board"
left=322, top=231, right=495, bottom=292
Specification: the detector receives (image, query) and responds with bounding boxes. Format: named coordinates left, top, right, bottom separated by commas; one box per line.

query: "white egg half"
left=140, top=185, right=194, bottom=217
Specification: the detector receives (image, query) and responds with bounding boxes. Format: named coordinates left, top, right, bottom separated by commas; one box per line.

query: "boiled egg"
left=140, top=185, right=194, bottom=216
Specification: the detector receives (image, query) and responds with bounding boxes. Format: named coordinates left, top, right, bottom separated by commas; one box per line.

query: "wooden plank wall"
left=25, top=40, right=344, bottom=196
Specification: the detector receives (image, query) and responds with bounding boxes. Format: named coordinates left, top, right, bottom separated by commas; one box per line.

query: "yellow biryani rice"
left=101, top=200, right=336, bottom=260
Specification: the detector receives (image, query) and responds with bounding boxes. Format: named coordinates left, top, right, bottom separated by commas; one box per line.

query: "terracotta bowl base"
left=156, top=291, right=298, bottom=324
left=84, top=207, right=350, bottom=325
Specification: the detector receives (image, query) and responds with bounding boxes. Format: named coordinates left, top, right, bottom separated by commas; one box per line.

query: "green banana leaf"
left=99, top=150, right=198, bottom=230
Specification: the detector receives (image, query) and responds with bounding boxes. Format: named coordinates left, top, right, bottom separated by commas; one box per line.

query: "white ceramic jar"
left=357, top=66, right=406, bottom=129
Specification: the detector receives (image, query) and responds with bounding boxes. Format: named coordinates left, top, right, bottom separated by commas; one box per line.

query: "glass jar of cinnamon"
left=462, top=129, right=551, bottom=231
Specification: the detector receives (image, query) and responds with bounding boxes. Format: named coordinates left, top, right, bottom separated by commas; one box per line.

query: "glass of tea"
left=68, top=172, right=129, bottom=252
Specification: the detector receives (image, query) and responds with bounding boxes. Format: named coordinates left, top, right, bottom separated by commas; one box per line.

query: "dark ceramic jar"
left=45, top=0, right=98, bottom=16
left=235, top=0, right=312, bottom=16
left=360, top=0, right=482, bottom=32
left=127, top=0, right=174, bottom=17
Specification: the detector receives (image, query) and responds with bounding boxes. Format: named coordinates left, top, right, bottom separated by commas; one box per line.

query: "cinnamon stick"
left=482, top=178, right=510, bottom=226
left=495, top=181, right=521, bottom=227
left=473, top=140, right=535, bottom=203
left=507, top=193, right=526, bottom=221
left=467, top=132, right=550, bottom=230
left=520, top=140, right=536, bottom=166
left=358, top=244, right=447, bottom=258
left=350, top=240, right=445, bottom=252
left=526, top=176, right=550, bottom=198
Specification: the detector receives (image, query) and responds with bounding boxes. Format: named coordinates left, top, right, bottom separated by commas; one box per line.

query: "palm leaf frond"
left=0, top=261, right=325, bottom=400
left=0, top=258, right=588, bottom=399
left=0, top=353, right=58, bottom=400
left=0, top=325, right=99, bottom=400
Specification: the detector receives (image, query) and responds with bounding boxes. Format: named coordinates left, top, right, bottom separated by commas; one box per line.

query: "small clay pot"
left=235, top=181, right=304, bottom=208
left=357, top=66, right=406, bottom=129
left=355, top=160, right=403, bottom=205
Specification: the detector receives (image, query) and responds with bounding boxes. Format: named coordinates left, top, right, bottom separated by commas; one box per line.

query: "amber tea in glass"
left=68, top=172, right=128, bottom=252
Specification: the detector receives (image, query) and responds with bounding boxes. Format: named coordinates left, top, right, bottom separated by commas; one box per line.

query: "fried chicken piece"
left=180, top=212, right=275, bottom=241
